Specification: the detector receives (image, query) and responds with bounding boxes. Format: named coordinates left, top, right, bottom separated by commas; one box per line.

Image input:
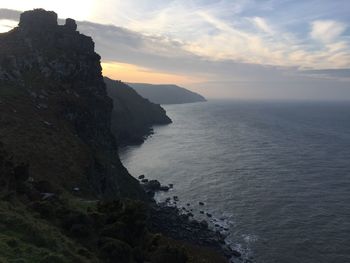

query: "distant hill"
left=104, top=77, right=172, bottom=145
left=127, top=83, right=206, bottom=104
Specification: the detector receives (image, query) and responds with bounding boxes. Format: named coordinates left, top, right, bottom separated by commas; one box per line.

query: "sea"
left=119, top=100, right=350, bottom=263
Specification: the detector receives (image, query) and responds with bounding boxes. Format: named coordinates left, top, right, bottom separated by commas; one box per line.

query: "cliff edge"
left=105, top=77, right=172, bottom=146
left=0, top=9, right=145, bottom=200
left=0, top=9, right=231, bottom=263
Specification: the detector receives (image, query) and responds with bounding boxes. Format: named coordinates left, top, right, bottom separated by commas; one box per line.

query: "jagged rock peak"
left=18, top=9, right=77, bottom=33
left=19, top=9, right=58, bottom=30
left=65, top=18, right=77, bottom=31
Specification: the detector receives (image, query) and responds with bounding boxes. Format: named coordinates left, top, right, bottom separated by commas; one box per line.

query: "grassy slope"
left=0, top=196, right=228, bottom=263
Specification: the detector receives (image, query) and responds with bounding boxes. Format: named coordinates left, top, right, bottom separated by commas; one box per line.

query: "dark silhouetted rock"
left=200, top=220, right=208, bottom=228
left=64, top=18, right=77, bottom=31
left=159, top=185, right=170, bottom=191
left=105, top=78, right=172, bottom=146
left=19, top=9, right=57, bottom=31
left=187, top=212, right=194, bottom=217
left=143, top=180, right=162, bottom=192
left=0, top=9, right=146, bottom=201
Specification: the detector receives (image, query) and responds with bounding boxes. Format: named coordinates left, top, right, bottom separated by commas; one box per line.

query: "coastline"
left=0, top=9, right=239, bottom=262
left=124, top=159, right=242, bottom=262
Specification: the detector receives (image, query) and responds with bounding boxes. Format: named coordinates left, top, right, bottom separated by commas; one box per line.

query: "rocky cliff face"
left=0, top=9, right=145, bottom=200
left=104, top=77, right=172, bottom=145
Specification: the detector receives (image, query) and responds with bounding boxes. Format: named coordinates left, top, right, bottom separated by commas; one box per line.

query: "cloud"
left=1, top=4, right=350, bottom=69
left=185, top=11, right=344, bottom=69
left=1, top=7, right=350, bottom=100
left=251, top=16, right=274, bottom=34
left=310, top=20, right=347, bottom=43
left=0, top=8, right=21, bottom=21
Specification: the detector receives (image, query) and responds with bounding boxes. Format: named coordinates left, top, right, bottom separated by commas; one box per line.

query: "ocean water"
left=119, top=100, right=350, bottom=263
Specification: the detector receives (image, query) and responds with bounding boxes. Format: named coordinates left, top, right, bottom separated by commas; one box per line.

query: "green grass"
left=0, top=200, right=95, bottom=263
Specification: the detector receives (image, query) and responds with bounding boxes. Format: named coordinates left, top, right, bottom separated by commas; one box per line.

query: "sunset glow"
left=101, top=62, right=203, bottom=85
left=1, top=1, right=349, bottom=100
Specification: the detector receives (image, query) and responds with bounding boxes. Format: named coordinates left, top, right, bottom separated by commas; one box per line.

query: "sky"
left=0, top=0, right=350, bottom=100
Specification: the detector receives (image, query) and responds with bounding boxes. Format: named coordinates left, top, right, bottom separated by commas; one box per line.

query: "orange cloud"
left=101, top=61, right=203, bottom=85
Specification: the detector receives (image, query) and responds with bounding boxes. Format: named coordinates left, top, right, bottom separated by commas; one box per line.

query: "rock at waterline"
left=199, top=220, right=208, bottom=228
left=231, top=250, right=242, bottom=257
left=138, top=174, right=145, bottom=179
left=159, top=185, right=170, bottom=191
left=145, top=180, right=161, bottom=190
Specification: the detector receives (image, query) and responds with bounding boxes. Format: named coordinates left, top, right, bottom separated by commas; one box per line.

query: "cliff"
left=0, top=9, right=145, bottom=200
left=128, top=83, right=206, bottom=104
left=104, top=77, right=172, bottom=145
left=0, top=9, right=231, bottom=263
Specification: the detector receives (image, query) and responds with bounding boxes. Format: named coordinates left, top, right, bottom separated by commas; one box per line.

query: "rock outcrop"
left=104, top=77, right=172, bottom=145
left=0, top=9, right=145, bottom=200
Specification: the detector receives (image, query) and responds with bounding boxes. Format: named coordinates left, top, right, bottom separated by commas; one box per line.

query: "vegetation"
left=105, top=77, right=172, bottom=146
left=0, top=193, right=227, bottom=262
left=0, top=9, right=228, bottom=263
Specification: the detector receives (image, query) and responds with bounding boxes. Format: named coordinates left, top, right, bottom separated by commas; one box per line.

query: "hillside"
left=128, top=83, right=206, bottom=104
left=0, top=9, right=231, bottom=263
left=104, top=77, right=172, bottom=145
left=0, top=9, right=145, bottom=200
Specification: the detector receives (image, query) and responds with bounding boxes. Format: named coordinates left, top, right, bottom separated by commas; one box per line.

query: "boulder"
left=145, top=180, right=161, bottom=191
left=159, top=185, right=170, bottom=191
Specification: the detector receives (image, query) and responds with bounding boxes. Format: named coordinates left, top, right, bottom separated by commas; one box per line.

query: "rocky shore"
left=138, top=176, right=242, bottom=261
